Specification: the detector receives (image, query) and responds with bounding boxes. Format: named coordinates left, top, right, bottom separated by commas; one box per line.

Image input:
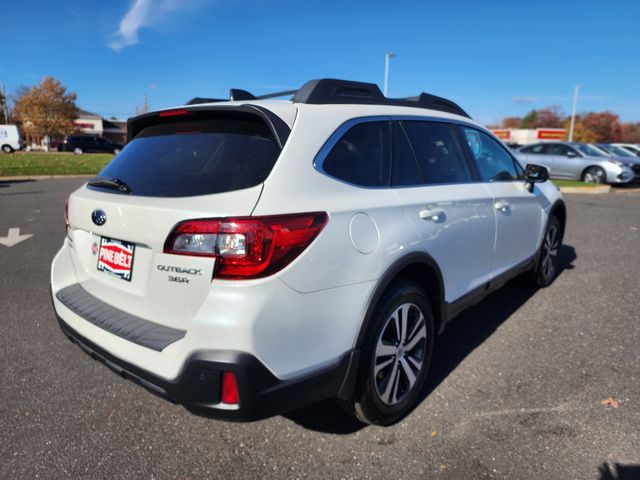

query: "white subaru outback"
left=51, top=79, right=566, bottom=425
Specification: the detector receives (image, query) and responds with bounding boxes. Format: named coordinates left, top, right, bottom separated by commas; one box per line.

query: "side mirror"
left=566, top=150, right=577, bottom=158
left=524, top=164, right=549, bottom=191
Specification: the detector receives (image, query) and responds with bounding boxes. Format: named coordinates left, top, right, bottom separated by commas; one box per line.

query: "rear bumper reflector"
left=55, top=283, right=186, bottom=351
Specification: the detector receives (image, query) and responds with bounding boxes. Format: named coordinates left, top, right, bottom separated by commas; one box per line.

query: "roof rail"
left=186, top=78, right=471, bottom=118
left=292, top=79, right=470, bottom=118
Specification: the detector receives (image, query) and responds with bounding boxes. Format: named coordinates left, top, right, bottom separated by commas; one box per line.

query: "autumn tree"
left=621, top=123, right=640, bottom=143
left=13, top=76, right=78, bottom=139
left=564, top=115, right=597, bottom=143
left=501, top=116, right=521, bottom=128
left=576, top=111, right=622, bottom=143
left=536, top=106, right=564, bottom=128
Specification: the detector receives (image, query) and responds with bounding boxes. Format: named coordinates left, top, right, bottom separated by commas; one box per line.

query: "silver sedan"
left=516, top=141, right=634, bottom=184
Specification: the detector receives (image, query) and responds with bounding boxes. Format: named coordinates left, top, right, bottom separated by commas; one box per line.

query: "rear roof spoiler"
left=126, top=104, right=291, bottom=148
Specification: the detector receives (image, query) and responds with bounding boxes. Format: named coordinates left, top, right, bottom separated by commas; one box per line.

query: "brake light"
left=164, top=212, right=328, bottom=279
left=158, top=109, right=189, bottom=117
left=220, top=371, right=239, bottom=405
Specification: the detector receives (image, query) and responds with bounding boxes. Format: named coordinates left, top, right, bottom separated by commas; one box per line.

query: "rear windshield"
left=91, top=113, right=281, bottom=197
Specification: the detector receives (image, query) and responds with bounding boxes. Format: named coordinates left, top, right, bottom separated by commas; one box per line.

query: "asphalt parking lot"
left=1, top=178, right=639, bottom=480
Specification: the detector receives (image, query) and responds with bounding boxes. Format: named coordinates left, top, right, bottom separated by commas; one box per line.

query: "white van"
left=0, top=124, right=23, bottom=153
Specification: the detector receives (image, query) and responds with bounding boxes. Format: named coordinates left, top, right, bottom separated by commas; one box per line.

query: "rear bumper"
left=55, top=312, right=358, bottom=421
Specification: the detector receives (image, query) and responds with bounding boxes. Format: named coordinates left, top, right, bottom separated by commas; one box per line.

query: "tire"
left=73, top=147, right=83, bottom=155
left=530, top=215, right=562, bottom=287
left=2, top=144, right=13, bottom=154
left=581, top=166, right=606, bottom=184
left=348, top=280, right=435, bottom=425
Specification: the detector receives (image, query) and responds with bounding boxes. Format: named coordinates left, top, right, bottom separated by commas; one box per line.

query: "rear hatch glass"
left=91, top=111, right=281, bottom=197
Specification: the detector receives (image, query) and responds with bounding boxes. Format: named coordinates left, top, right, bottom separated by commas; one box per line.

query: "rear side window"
left=462, top=127, right=520, bottom=182
left=93, top=113, right=280, bottom=197
left=520, top=144, right=548, bottom=154
left=548, top=144, right=578, bottom=156
left=403, top=122, right=472, bottom=185
left=391, top=122, right=423, bottom=186
left=322, top=122, right=390, bottom=187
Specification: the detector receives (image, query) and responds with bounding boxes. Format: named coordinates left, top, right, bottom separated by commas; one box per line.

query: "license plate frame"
left=97, top=237, right=135, bottom=281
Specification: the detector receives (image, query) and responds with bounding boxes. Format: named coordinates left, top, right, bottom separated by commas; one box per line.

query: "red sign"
left=537, top=129, right=566, bottom=140
left=492, top=129, right=511, bottom=140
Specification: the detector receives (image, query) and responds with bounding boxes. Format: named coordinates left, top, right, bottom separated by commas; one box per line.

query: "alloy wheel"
left=541, top=223, right=560, bottom=280
left=583, top=167, right=605, bottom=184
left=374, top=302, right=427, bottom=405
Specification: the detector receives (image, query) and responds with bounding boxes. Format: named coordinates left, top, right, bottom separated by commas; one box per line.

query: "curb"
left=0, top=174, right=92, bottom=181
left=559, top=185, right=611, bottom=194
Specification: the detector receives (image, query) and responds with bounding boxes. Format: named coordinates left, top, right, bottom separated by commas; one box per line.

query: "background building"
left=492, top=128, right=567, bottom=146
left=74, top=109, right=127, bottom=143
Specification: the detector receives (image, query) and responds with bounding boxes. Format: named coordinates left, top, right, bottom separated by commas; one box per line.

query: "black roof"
left=186, top=78, right=470, bottom=118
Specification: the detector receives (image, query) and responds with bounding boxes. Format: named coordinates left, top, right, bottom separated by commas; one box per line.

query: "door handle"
left=494, top=200, right=510, bottom=213
left=419, top=206, right=445, bottom=222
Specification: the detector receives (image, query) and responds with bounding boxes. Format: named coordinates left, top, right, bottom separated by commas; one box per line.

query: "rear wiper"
left=87, top=177, right=133, bottom=194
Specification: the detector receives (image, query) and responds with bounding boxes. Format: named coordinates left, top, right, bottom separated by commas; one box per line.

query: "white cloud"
left=108, top=0, right=189, bottom=51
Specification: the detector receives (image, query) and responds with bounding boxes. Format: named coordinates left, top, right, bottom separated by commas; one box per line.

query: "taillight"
left=65, top=198, right=70, bottom=229
left=164, top=212, right=328, bottom=279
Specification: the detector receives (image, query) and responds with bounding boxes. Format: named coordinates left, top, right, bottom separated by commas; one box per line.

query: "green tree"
left=519, top=110, right=538, bottom=129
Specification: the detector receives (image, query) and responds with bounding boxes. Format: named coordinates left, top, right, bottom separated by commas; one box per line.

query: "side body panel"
left=482, top=181, right=546, bottom=277
left=393, top=184, right=495, bottom=302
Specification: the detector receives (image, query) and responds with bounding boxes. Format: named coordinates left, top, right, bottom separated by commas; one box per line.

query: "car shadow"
left=419, top=244, right=576, bottom=404
left=284, top=244, right=577, bottom=434
left=598, top=462, right=640, bottom=480
left=0, top=179, right=35, bottom=188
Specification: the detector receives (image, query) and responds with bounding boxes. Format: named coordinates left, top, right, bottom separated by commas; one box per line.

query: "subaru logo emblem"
left=92, top=209, right=107, bottom=226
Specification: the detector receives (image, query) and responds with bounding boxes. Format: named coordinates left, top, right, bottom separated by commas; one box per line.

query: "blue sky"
left=2, top=0, right=639, bottom=125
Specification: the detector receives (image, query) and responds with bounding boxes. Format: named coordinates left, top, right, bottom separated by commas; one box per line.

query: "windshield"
left=574, top=143, right=607, bottom=157
left=606, top=144, right=636, bottom=158
left=91, top=115, right=281, bottom=197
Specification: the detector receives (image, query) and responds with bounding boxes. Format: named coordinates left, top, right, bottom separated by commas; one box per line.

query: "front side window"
left=403, top=121, right=472, bottom=185
left=462, top=127, right=520, bottom=182
left=322, top=122, right=390, bottom=187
